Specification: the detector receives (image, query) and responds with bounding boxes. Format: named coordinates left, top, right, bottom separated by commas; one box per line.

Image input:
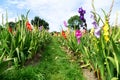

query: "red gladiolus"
left=62, top=30, right=67, bottom=39
left=26, top=21, right=32, bottom=31
left=8, top=27, right=12, bottom=33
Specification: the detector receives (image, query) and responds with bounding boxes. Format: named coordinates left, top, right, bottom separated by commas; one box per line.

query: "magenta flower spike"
left=75, top=30, right=82, bottom=44
left=77, top=39, right=80, bottom=44
left=75, top=30, right=82, bottom=39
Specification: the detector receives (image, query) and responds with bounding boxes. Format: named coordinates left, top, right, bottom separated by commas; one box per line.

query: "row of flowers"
left=59, top=1, right=120, bottom=80
left=0, top=14, right=51, bottom=74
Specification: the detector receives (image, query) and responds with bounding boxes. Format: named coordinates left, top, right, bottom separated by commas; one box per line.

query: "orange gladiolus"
left=8, top=27, right=12, bottom=33
left=26, top=21, right=32, bottom=31
left=62, top=30, right=67, bottom=39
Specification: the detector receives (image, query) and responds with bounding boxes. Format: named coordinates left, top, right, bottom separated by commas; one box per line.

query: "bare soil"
left=82, top=68, right=98, bottom=80
left=24, top=53, right=41, bottom=66
left=61, top=46, right=98, bottom=80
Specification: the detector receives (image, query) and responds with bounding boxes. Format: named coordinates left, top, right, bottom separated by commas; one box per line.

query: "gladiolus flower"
left=39, top=26, right=43, bottom=31
left=8, top=27, right=12, bottom=33
left=90, top=28, right=94, bottom=36
left=26, top=21, right=32, bottom=31
left=75, top=30, right=82, bottom=39
left=78, top=7, right=86, bottom=15
left=103, top=23, right=109, bottom=31
left=94, top=27, right=100, bottom=38
left=104, top=35, right=109, bottom=42
left=77, top=39, right=80, bottom=44
left=92, top=21, right=101, bottom=38
left=78, top=7, right=87, bottom=30
left=104, top=31, right=109, bottom=35
left=92, top=21, right=98, bottom=28
left=63, top=21, right=67, bottom=27
left=103, top=20, right=109, bottom=42
left=75, top=30, right=82, bottom=44
left=62, top=30, right=67, bottom=39
left=66, top=28, right=71, bottom=36
left=78, top=7, right=86, bottom=22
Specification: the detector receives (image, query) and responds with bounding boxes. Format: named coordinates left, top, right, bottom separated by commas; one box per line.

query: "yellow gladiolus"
left=104, top=35, right=109, bottom=42
left=103, top=19, right=109, bottom=42
left=103, top=21, right=109, bottom=30
left=103, top=31, right=109, bottom=36
left=90, top=28, right=94, bottom=36
left=103, top=25, right=109, bottom=31
left=66, top=28, right=70, bottom=36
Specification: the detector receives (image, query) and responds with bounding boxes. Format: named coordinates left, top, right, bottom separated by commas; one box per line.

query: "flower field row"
left=0, top=13, right=51, bottom=74
left=58, top=0, right=120, bottom=80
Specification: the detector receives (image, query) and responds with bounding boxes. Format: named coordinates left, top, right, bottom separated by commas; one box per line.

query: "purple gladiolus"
left=92, top=21, right=101, bottom=38
left=92, top=21, right=98, bottom=28
left=80, top=16, right=85, bottom=21
left=78, top=7, right=86, bottom=21
left=78, top=7, right=86, bottom=15
left=94, top=27, right=100, bottom=38
left=75, top=30, right=82, bottom=44
left=63, top=21, right=67, bottom=27
left=39, top=26, right=43, bottom=31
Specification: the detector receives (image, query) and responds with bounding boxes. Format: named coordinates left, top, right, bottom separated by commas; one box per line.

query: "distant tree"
left=68, top=15, right=82, bottom=29
left=8, top=22, right=16, bottom=28
left=31, top=16, right=49, bottom=30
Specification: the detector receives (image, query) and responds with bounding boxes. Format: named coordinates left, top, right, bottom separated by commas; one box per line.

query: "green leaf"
left=111, top=40, right=120, bottom=64
left=111, top=77, right=118, bottom=80
left=16, top=47, right=20, bottom=62
left=107, top=57, right=115, bottom=66
left=0, top=51, right=6, bottom=63
left=101, top=9, right=107, bottom=18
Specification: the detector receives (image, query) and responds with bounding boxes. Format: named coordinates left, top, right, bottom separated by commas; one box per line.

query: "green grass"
left=0, top=37, right=84, bottom=80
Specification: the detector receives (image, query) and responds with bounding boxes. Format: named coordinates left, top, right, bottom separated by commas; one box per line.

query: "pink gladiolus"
left=39, top=26, right=43, bottom=31
left=75, top=30, right=82, bottom=39
left=75, top=30, right=82, bottom=44
left=77, top=39, right=80, bottom=44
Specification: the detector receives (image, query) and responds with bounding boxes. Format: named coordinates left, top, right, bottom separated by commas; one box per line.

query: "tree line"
left=0, top=15, right=83, bottom=31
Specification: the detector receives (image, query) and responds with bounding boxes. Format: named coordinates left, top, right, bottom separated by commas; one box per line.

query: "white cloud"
left=81, top=0, right=119, bottom=29
left=23, top=0, right=83, bottom=32
left=7, top=0, right=26, bottom=9
left=1, top=0, right=120, bottom=31
left=24, top=0, right=117, bottom=30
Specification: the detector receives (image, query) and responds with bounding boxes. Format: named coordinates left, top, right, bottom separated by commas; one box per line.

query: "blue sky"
left=0, top=0, right=120, bottom=32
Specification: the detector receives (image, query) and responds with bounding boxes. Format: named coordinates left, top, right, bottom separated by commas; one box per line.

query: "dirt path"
left=60, top=39, right=98, bottom=80
left=37, top=38, right=85, bottom=80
